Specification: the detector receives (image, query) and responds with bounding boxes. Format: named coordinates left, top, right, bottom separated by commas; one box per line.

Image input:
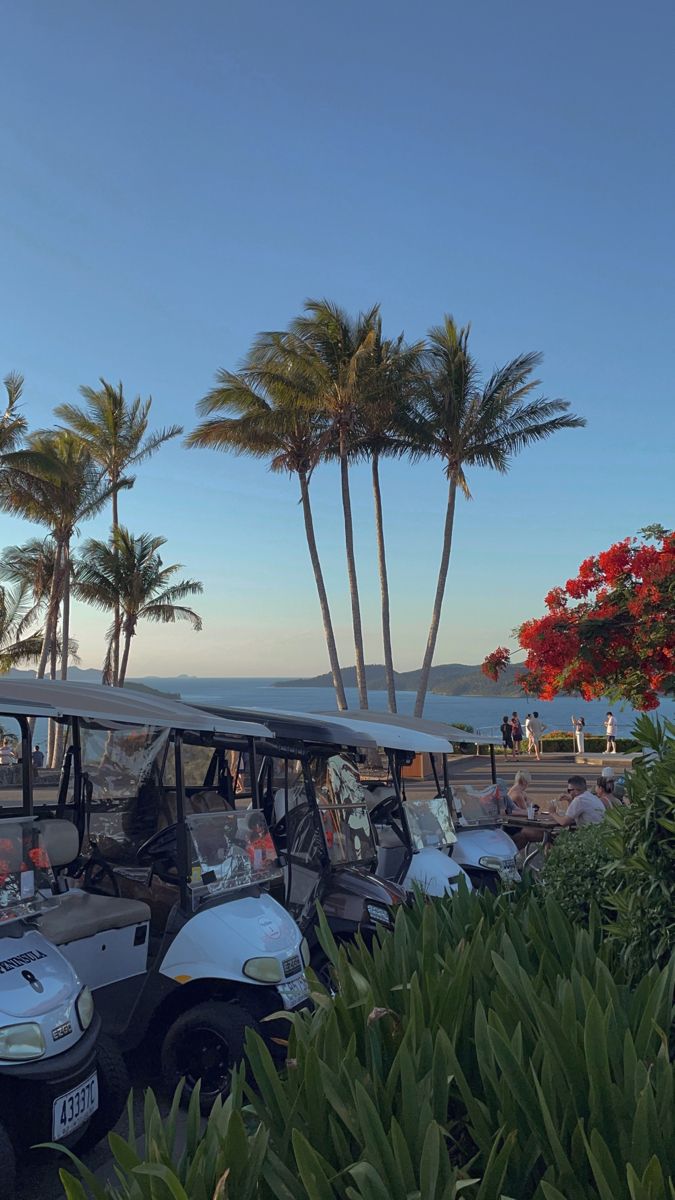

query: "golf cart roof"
left=318, top=712, right=453, bottom=753
left=0, top=680, right=273, bottom=740
left=321, top=709, right=497, bottom=747
left=194, top=705, right=381, bottom=749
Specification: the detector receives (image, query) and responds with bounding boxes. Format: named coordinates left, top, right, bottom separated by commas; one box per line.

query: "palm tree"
left=0, top=583, right=46, bottom=672
left=55, top=380, right=182, bottom=684
left=0, top=372, right=28, bottom=454
left=412, top=317, right=587, bottom=717
left=187, top=368, right=348, bottom=710
left=354, top=326, right=425, bottom=713
left=0, top=432, right=122, bottom=682
left=74, top=528, right=203, bottom=685
left=249, top=300, right=381, bottom=709
left=0, top=538, right=57, bottom=629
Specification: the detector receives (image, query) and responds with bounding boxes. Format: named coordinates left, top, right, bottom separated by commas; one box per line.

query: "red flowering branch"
left=486, top=527, right=675, bottom=710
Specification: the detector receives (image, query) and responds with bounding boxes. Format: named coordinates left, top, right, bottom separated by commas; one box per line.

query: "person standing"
left=572, top=716, right=585, bottom=754
left=604, top=711, right=617, bottom=753
left=510, top=712, right=523, bottom=759
left=530, top=711, right=546, bottom=759
left=525, top=713, right=534, bottom=754
left=500, top=715, right=514, bottom=759
left=32, top=744, right=44, bottom=772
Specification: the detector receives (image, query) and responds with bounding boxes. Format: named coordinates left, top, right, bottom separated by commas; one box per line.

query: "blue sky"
left=1, top=0, right=673, bottom=678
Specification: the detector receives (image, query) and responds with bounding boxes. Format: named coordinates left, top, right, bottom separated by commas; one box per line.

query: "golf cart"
left=324, top=711, right=519, bottom=890
left=181, top=708, right=405, bottom=980
left=0, top=681, right=310, bottom=1112
left=0, top=704, right=130, bottom=1198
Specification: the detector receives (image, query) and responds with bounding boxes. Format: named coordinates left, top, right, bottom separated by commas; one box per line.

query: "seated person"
left=594, top=776, right=620, bottom=809
left=551, top=775, right=606, bottom=827
left=507, top=770, right=531, bottom=814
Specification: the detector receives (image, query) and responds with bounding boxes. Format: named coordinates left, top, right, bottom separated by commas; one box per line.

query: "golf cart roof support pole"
left=174, top=731, right=189, bottom=912
left=442, top=753, right=450, bottom=798
left=489, top=742, right=497, bottom=785
left=18, top=715, right=33, bottom=815
left=430, top=753, right=442, bottom=796
left=248, top=737, right=259, bottom=809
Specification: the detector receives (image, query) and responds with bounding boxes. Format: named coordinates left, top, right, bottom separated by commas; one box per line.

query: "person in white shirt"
left=552, top=775, right=606, bottom=827
left=604, top=712, right=617, bottom=753
left=0, top=738, right=16, bottom=767
left=525, top=714, right=537, bottom=758
left=530, top=711, right=546, bottom=758
left=572, top=716, right=585, bottom=754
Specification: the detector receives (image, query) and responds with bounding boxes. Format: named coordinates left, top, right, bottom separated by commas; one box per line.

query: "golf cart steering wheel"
left=137, top=823, right=180, bottom=884
left=82, top=852, right=121, bottom=897
left=368, top=792, right=400, bottom=826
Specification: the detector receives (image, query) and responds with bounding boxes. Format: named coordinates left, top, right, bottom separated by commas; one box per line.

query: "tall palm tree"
left=74, top=528, right=203, bottom=686
left=55, top=380, right=182, bottom=684
left=187, top=369, right=348, bottom=710
left=0, top=372, right=28, bottom=454
left=0, top=538, right=57, bottom=631
left=412, top=317, right=587, bottom=717
left=354, top=326, right=425, bottom=713
left=249, top=300, right=381, bottom=709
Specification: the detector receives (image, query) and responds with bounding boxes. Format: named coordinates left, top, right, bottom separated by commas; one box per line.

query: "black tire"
left=75, top=1036, right=131, bottom=1153
left=310, top=949, right=337, bottom=995
left=0, top=1121, right=16, bottom=1200
left=161, top=1001, right=260, bottom=1115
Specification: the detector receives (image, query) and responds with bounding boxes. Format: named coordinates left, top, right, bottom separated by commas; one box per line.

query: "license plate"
left=52, top=1072, right=98, bottom=1140
left=276, top=974, right=311, bottom=1010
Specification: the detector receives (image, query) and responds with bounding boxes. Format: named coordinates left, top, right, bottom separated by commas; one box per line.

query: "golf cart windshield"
left=403, top=797, right=456, bottom=852
left=80, top=724, right=170, bottom=802
left=186, top=810, right=282, bottom=908
left=0, top=816, right=57, bottom=925
left=319, top=804, right=376, bottom=866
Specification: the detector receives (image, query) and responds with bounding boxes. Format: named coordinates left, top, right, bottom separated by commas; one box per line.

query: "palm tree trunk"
left=111, top=487, right=121, bottom=687
left=372, top=453, right=396, bottom=713
left=60, top=543, right=70, bottom=681
left=339, top=446, right=368, bottom=709
left=414, top=479, right=457, bottom=718
left=36, top=542, right=64, bottom=680
left=298, top=469, right=347, bottom=711
left=118, top=627, right=133, bottom=687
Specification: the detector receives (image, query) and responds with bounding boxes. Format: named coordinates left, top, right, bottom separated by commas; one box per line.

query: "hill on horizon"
left=3, top=667, right=180, bottom=699
left=276, top=661, right=524, bottom=697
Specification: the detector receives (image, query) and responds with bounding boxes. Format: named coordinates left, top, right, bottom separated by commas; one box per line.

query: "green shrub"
left=603, top=714, right=675, bottom=978
left=55, top=888, right=675, bottom=1200
left=539, top=823, right=613, bottom=922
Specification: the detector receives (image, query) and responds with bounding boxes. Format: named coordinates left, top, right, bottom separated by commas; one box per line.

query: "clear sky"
left=1, top=0, right=673, bottom=679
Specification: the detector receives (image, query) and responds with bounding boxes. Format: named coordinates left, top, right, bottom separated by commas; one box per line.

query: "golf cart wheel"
left=161, top=1001, right=260, bottom=1115
left=0, top=1121, right=16, bottom=1200
left=75, top=1036, right=131, bottom=1152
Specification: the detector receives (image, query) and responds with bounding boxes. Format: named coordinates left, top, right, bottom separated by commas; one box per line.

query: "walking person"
left=604, top=711, right=617, bottom=754
left=500, top=714, right=514, bottom=759
left=510, top=712, right=523, bottom=760
left=525, top=713, right=534, bottom=755
left=572, top=716, right=585, bottom=754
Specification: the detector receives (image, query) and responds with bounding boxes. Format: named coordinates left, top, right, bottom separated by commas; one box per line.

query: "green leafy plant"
left=539, top=823, right=613, bottom=922
left=603, top=714, right=675, bottom=977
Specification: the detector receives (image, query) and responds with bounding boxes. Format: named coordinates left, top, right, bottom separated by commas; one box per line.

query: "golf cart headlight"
left=76, top=986, right=95, bottom=1031
left=0, top=1022, right=45, bottom=1061
left=300, top=937, right=311, bottom=968
left=243, top=957, right=284, bottom=983
left=366, top=903, right=391, bottom=926
left=478, top=856, right=503, bottom=871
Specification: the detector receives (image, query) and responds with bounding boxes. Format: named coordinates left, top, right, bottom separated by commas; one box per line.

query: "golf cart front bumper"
left=0, top=1014, right=101, bottom=1151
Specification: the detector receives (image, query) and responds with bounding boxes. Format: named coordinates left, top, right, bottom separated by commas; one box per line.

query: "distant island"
left=275, top=662, right=523, bottom=697
left=4, top=666, right=180, bottom=700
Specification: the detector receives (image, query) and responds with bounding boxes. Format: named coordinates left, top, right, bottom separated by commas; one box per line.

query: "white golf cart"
left=0, top=681, right=310, bottom=1112
left=0, top=707, right=130, bottom=1198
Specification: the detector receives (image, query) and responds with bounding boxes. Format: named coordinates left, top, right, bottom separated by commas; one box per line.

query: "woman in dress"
left=572, top=716, right=585, bottom=754
left=510, top=712, right=523, bottom=759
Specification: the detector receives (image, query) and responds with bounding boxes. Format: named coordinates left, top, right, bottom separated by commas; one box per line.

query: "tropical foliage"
left=56, top=888, right=675, bottom=1200
left=539, top=822, right=612, bottom=923
left=74, top=529, right=203, bottom=685
left=484, top=526, right=675, bottom=710
left=603, top=713, right=675, bottom=976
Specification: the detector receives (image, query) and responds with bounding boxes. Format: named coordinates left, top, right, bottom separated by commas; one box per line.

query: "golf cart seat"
left=36, top=819, right=151, bottom=945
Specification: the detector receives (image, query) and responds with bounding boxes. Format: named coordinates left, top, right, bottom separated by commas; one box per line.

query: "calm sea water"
left=140, top=676, right=675, bottom=739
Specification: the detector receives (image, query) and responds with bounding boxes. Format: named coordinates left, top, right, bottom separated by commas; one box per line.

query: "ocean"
left=140, top=676, right=675, bottom=740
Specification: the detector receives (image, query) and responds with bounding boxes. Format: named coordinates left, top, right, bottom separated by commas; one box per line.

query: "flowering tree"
left=482, top=527, right=675, bottom=710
